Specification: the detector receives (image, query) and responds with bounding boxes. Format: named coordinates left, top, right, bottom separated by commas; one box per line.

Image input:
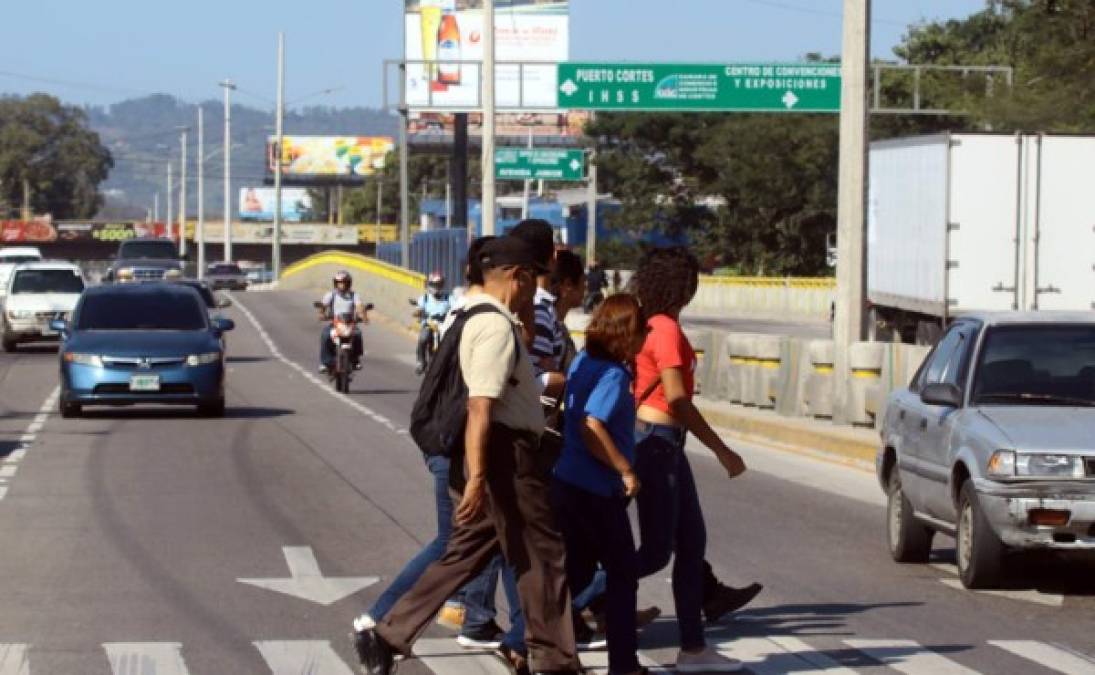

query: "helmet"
left=333, top=270, right=352, bottom=287
left=427, top=271, right=444, bottom=289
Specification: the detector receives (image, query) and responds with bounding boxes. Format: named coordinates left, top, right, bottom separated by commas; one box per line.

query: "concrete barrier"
left=279, top=251, right=425, bottom=331
left=683, top=276, right=834, bottom=322
left=803, top=340, right=835, bottom=419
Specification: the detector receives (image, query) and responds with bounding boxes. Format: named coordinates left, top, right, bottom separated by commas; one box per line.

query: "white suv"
left=2, top=261, right=86, bottom=352
left=0, top=246, right=43, bottom=298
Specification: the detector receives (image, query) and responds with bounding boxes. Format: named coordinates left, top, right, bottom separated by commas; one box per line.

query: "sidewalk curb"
left=695, top=399, right=879, bottom=464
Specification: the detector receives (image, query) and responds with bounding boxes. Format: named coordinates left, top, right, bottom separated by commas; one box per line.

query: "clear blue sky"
left=1, top=0, right=988, bottom=110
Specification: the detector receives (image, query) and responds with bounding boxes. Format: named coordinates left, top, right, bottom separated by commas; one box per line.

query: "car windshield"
left=209, top=264, right=241, bottom=275
left=76, top=292, right=207, bottom=331
left=178, top=282, right=216, bottom=308
left=973, top=324, right=1095, bottom=406
left=121, top=241, right=177, bottom=259
left=11, top=269, right=85, bottom=294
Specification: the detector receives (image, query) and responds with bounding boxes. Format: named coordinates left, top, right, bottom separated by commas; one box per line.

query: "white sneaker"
left=675, top=647, right=743, bottom=673
left=352, top=613, right=376, bottom=633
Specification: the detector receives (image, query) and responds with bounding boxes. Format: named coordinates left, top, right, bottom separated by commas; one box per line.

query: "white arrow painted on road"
left=560, top=79, right=578, bottom=97
left=255, top=641, right=355, bottom=674
left=0, top=644, right=29, bottom=675
left=104, top=643, right=191, bottom=675
left=238, top=546, right=378, bottom=606
left=782, top=90, right=800, bottom=109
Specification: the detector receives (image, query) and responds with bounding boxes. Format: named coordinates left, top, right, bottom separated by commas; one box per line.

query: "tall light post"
left=220, top=79, right=237, bottom=262
left=166, top=163, right=173, bottom=241
left=272, top=32, right=286, bottom=281
left=480, top=0, right=496, bottom=235
left=178, top=126, right=189, bottom=260
left=197, top=107, right=206, bottom=279
left=832, top=0, right=871, bottom=423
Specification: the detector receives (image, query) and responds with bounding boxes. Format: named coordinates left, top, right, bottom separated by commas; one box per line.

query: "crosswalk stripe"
left=989, top=640, right=1095, bottom=675
left=579, top=648, right=666, bottom=673
left=938, top=579, right=1065, bottom=607
left=254, top=640, right=354, bottom=674
left=0, top=645, right=29, bottom=675
left=103, top=643, right=191, bottom=675
left=414, top=638, right=514, bottom=674
left=714, top=636, right=857, bottom=674
left=844, top=639, right=979, bottom=675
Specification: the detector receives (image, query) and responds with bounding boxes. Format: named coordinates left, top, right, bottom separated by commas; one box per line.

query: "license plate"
left=129, top=375, right=161, bottom=392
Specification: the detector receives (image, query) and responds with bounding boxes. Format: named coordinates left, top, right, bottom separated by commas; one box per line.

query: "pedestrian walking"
left=552, top=293, right=649, bottom=675
left=355, top=235, right=581, bottom=675
left=630, top=246, right=759, bottom=672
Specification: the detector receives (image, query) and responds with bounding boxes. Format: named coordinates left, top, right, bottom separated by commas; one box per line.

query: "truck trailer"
left=867, top=133, right=1095, bottom=343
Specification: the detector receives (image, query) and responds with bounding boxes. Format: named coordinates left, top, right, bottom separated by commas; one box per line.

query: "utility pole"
left=272, top=32, right=286, bottom=281
left=832, top=0, right=871, bottom=424
left=167, top=163, right=174, bottom=241
left=480, top=0, right=497, bottom=235
left=376, top=179, right=383, bottom=254
left=399, top=104, right=410, bottom=267
left=21, top=178, right=30, bottom=221
left=197, top=107, right=206, bottom=279
left=179, top=127, right=189, bottom=260
left=220, top=79, right=236, bottom=262
left=585, top=149, right=597, bottom=268
left=153, top=192, right=159, bottom=223
left=521, top=127, right=532, bottom=220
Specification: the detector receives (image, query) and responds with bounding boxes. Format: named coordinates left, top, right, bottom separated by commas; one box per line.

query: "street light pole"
left=167, top=163, right=173, bottom=241
left=272, top=32, right=286, bottom=281
left=832, top=0, right=871, bottom=424
left=197, top=107, right=205, bottom=279
left=480, top=0, right=496, bottom=235
left=220, top=79, right=236, bottom=262
left=178, top=127, right=189, bottom=261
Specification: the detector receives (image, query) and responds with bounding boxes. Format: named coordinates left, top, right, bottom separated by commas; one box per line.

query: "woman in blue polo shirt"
left=552, top=293, right=649, bottom=675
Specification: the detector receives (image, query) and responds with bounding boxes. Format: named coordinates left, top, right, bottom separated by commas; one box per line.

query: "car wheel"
left=59, top=400, right=81, bottom=418
left=957, top=481, right=1006, bottom=589
left=887, top=469, right=933, bottom=563
left=198, top=398, right=226, bottom=418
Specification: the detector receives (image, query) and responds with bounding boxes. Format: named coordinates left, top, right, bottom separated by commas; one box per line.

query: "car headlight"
left=6, top=309, right=32, bottom=320
left=1017, top=453, right=1085, bottom=479
left=989, top=450, right=1086, bottom=479
left=186, top=352, right=221, bottom=367
left=63, top=353, right=103, bottom=367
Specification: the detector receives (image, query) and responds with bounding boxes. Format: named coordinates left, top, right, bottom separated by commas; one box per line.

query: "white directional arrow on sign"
left=569, top=159, right=582, bottom=172
left=560, top=79, right=579, bottom=97
left=238, top=546, right=378, bottom=606
left=782, top=90, right=800, bottom=109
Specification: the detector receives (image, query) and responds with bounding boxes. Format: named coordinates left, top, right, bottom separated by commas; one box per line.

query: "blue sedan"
left=55, top=283, right=234, bottom=418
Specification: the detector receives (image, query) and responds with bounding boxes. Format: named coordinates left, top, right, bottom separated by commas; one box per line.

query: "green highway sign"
left=556, top=62, right=841, bottom=112
left=495, top=148, right=586, bottom=181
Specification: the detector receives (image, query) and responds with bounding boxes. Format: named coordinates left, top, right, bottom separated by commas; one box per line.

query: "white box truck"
left=868, top=133, right=1095, bottom=343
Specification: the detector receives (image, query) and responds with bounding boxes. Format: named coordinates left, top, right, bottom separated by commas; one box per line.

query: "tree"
left=0, top=94, right=113, bottom=219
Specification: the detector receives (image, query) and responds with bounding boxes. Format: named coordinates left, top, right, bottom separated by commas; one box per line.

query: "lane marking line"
left=0, top=643, right=30, bottom=675
left=939, top=579, right=1065, bottom=608
left=230, top=295, right=408, bottom=435
left=989, top=640, right=1095, bottom=675
left=843, top=639, right=980, bottom=674
left=0, top=387, right=59, bottom=503
left=103, top=643, right=191, bottom=675
left=254, top=640, right=354, bottom=674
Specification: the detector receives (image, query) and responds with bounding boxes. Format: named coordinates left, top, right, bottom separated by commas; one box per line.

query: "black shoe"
left=703, top=582, right=763, bottom=623
left=352, top=629, right=395, bottom=675
left=494, top=645, right=531, bottom=675
left=353, top=361, right=363, bottom=371
left=573, top=614, right=607, bottom=651
left=457, top=620, right=506, bottom=649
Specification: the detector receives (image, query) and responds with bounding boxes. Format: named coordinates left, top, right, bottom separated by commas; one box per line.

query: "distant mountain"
left=85, top=94, right=399, bottom=220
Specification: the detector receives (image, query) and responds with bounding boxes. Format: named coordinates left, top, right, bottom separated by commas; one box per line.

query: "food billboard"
left=404, top=0, right=569, bottom=111
left=266, top=136, right=395, bottom=184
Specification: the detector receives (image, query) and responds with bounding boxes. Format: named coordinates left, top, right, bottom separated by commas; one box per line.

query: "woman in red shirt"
left=631, top=247, right=758, bottom=673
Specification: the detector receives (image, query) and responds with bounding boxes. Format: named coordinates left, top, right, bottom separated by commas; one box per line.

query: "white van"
left=0, top=247, right=44, bottom=298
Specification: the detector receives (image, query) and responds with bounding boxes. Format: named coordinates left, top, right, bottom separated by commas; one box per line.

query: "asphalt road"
left=0, top=290, right=1092, bottom=675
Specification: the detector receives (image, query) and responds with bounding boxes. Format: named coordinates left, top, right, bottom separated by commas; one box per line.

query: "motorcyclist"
left=413, top=271, right=451, bottom=375
left=318, top=270, right=369, bottom=373
left=584, top=259, right=608, bottom=312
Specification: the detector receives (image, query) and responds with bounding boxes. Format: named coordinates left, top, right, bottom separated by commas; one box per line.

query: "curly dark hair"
left=634, top=246, right=700, bottom=318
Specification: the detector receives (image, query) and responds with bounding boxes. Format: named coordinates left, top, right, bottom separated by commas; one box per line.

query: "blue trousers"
left=320, top=324, right=362, bottom=367
left=368, top=454, right=497, bottom=626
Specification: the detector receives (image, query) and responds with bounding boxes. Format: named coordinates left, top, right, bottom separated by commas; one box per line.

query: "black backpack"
left=409, top=303, right=521, bottom=459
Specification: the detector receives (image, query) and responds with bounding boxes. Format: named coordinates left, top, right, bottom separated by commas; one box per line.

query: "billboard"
left=1, top=218, right=56, bottom=243
left=266, top=136, right=395, bottom=184
left=184, top=223, right=360, bottom=245
left=54, top=222, right=170, bottom=242
left=404, top=0, right=569, bottom=111
left=239, top=187, right=313, bottom=222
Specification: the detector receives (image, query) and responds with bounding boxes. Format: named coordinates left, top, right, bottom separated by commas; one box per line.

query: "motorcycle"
left=409, top=298, right=444, bottom=373
left=315, top=301, right=373, bottom=393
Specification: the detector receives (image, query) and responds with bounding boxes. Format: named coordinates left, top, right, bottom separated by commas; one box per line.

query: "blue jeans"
left=320, top=324, right=362, bottom=368
left=632, top=422, right=707, bottom=651
left=463, top=558, right=526, bottom=654
left=369, top=454, right=493, bottom=623
left=552, top=478, right=640, bottom=674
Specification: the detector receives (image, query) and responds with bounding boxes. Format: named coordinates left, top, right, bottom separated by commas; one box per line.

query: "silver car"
left=878, top=312, right=1095, bottom=589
